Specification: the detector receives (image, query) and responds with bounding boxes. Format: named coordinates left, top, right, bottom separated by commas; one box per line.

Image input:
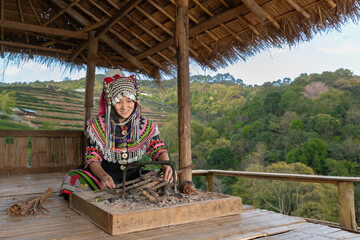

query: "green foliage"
left=286, top=138, right=328, bottom=174
left=232, top=162, right=338, bottom=222
left=0, top=91, right=16, bottom=114
left=0, top=119, right=34, bottom=130
left=207, top=147, right=236, bottom=169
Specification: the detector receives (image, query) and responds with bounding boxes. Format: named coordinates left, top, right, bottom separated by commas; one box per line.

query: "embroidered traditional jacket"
left=84, top=114, right=167, bottom=168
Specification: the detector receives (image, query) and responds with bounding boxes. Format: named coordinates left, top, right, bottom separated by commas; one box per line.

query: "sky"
left=1, top=20, right=360, bottom=86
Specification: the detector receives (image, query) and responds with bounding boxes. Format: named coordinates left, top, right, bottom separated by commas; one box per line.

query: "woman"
left=60, top=70, right=174, bottom=199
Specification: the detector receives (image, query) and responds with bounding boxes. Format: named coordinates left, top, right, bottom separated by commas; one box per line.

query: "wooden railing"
left=0, top=130, right=84, bottom=174
left=193, top=169, right=360, bottom=231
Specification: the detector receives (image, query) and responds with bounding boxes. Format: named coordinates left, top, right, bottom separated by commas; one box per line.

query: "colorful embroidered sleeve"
left=84, top=137, right=104, bottom=168
left=147, top=134, right=168, bottom=161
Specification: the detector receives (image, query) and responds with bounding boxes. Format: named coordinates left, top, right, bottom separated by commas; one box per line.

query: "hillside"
left=0, top=84, right=175, bottom=130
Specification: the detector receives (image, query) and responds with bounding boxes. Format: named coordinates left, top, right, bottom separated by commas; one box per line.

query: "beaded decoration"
left=102, top=70, right=141, bottom=151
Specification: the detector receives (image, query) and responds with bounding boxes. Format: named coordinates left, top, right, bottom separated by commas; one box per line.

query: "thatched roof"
left=0, top=0, right=359, bottom=79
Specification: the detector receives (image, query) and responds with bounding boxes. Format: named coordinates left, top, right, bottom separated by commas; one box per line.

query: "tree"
left=0, top=91, right=16, bottom=114
left=303, top=82, right=328, bottom=99
left=286, top=138, right=328, bottom=174
left=231, top=162, right=338, bottom=221
left=263, top=92, right=283, bottom=116
left=207, top=147, right=236, bottom=170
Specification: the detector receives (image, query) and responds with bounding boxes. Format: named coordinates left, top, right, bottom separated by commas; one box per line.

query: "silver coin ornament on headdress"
left=103, top=69, right=140, bottom=106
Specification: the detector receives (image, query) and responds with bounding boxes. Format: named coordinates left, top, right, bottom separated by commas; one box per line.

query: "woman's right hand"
left=100, top=174, right=115, bottom=189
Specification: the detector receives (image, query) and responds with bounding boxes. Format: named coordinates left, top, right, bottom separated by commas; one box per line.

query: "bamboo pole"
left=84, top=31, right=98, bottom=131
left=176, top=0, right=192, bottom=182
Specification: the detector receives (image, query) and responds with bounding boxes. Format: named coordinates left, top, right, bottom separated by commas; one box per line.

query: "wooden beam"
left=219, top=0, right=229, bottom=8
left=100, top=53, right=115, bottom=67
left=76, top=3, right=141, bottom=52
left=192, top=0, right=213, bottom=16
left=169, top=0, right=218, bottom=42
left=147, top=0, right=175, bottom=22
left=221, top=23, right=243, bottom=42
left=0, top=40, right=72, bottom=54
left=89, top=0, right=111, bottom=17
left=326, top=0, right=337, bottom=8
left=240, top=0, right=267, bottom=22
left=146, top=56, right=165, bottom=70
left=106, top=0, right=120, bottom=9
left=17, top=0, right=32, bottom=58
left=241, top=0, right=280, bottom=29
left=195, top=35, right=212, bottom=52
left=84, top=31, right=98, bottom=130
left=157, top=51, right=175, bottom=65
left=285, top=0, right=310, bottom=19
left=176, top=0, right=192, bottom=182
left=80, top=19, right=108, bottom=33
left=102, top=36, right=143, bottom=69
left=95, top=0, right=143, bottom=39
left=0, top=20, right=88, bottom=39
left=27, top=0, right=41, bottom=25
left=117, top=21, right=152, bottom=47
left=43, top=0, right=81, bottom=27
left=126, top=15, right=163, bottom=42
left=69, top=41, right=88, bottom=61
left=135, top=6, right=173, bottom=36
left=137, top=3, right=246, bottom=60
left=50, top=0, right=143, bottom=70
left=338, top=182, right=357, bottom=230
left=237, top=15, right=260, bottom=36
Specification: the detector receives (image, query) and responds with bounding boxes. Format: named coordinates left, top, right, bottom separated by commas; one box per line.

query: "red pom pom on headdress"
left=113, top=74, right=122, bottom=79
left=104, top=77, right=114, bottom=84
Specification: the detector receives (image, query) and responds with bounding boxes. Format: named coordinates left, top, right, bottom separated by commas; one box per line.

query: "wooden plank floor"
left=1, top=172, right=360, bottom=240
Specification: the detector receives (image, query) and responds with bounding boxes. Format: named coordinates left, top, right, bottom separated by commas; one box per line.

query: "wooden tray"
left=70, top=191, right=242, bottom=235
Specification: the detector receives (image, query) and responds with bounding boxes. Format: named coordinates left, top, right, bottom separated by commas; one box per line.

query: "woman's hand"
left=162, top=165, right=177, bottom=183
left=100, top=174, right=115, bottom=189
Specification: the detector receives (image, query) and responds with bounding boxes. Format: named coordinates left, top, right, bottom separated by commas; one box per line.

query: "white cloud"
left=4, top=66, right=21, bottom=76
left=318, top=41, right=360, bottom=54
left=23, top=62, right=49, bottom=71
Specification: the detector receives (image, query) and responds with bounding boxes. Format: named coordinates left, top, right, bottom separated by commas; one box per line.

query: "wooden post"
left=175, top=0, right=192, bottom=182
left=84, top=31, right=98, bottom=131
left=338, top=182, right=358, bottom=230
left=206, top=173, right=214, bottom=192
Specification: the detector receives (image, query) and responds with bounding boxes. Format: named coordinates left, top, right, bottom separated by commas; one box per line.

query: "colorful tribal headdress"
left=99, top=69, right=141, bottom=150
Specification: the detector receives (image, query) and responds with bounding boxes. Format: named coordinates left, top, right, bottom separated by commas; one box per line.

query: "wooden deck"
left=1, top=172, right=360, bottom=240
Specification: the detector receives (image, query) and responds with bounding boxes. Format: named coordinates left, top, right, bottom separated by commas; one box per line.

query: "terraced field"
left=1, top=85, right=173, bottom=130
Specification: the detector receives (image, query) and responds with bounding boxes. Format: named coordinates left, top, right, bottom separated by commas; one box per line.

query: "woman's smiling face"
left=114, top=96, right=135, bottom=122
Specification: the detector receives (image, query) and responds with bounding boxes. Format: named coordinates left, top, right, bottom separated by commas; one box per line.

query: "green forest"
left=1, top=68, right=360, bottom=224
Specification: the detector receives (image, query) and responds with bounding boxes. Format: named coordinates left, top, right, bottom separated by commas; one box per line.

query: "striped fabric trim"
left=87, top=115, right=158, bottom=154
left=147, top=138, right=167, bottom=160
left=153, top=149, right=167, bottom=161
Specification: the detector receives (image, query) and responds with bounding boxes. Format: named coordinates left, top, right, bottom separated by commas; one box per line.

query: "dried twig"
left=7, top=188, right=54, bottom=216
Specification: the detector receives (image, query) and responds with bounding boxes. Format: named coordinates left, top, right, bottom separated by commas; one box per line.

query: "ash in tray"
left=101, top=190, right=226, bottom=210
left=89, top=172, right=227, bottom=210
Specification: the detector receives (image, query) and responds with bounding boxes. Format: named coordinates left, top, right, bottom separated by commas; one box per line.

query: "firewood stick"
left=177, top=165, right=195, bottom=177
left=95, top=171, right=158, bottom=192
left=141, top=189, right=159, bottom=203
